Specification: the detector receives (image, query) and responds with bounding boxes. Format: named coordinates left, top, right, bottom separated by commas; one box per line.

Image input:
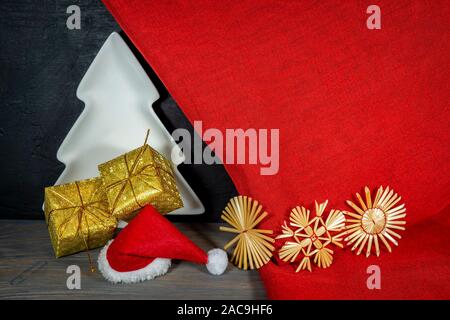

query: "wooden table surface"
left=0, top=220, right=266, bottom=300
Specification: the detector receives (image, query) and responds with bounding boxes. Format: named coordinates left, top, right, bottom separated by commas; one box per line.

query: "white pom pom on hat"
left=98, top=205, right=228, bottom=283
left=206, top=248, right=229, bottom=275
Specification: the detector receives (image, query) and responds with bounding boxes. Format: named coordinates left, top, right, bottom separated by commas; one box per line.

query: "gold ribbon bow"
left=99, top=130, right=182, bottom=220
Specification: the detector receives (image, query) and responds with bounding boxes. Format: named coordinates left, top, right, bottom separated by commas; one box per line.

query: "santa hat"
left=98, top=205, right=228, bottom=283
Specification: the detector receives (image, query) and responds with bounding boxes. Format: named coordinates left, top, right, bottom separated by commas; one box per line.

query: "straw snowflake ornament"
left=219, top=196, right=275, bottom=270
left=277, top=201, right=345, bottom=272
left=342, top=186, right=406, bottom=257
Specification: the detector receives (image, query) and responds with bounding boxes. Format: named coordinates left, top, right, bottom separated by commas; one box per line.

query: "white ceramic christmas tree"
left=54, top=32, right=204, bottom=217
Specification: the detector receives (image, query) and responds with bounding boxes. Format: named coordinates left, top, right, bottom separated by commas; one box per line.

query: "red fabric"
left=263, top=207, right=450, bottom=299
left=107, top=205, right=208, bottom=272
left=102, top=0, right=450, bottom=298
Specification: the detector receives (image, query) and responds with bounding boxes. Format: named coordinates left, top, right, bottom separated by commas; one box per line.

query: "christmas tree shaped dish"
left=52, top=32, right=204, bottom=220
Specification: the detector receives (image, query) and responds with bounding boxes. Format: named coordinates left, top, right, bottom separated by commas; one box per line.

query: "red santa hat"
left=98, top=205, right=228, bottom=283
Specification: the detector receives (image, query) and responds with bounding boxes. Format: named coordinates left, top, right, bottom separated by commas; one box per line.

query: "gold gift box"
left=98, top=145, right=183, bottom=221
left=44, top=177, right=117, bottom=258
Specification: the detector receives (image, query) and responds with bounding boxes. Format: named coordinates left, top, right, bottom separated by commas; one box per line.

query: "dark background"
left=0, top=0, right=237, bottom=221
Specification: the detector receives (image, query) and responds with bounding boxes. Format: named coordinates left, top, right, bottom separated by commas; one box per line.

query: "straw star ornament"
left=277, top=201, right=345, bottom=272
left=342, top=186, right=406, bottom=257
left=219, top=196, right=275, bottom=270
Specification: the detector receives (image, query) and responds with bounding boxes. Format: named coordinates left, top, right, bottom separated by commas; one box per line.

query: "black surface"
left=0, top=0, right=237, bottom=221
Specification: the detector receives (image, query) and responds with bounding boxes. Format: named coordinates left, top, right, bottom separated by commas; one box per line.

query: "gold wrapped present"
left=98, top=144, right=183, bottom=221
left=44, top=177, right=117, bottom=258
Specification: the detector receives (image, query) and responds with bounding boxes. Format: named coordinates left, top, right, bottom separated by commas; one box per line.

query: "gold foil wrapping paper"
left=44, top=177, right=117, bottom=258
left=98, top=144, right=183, bottom=221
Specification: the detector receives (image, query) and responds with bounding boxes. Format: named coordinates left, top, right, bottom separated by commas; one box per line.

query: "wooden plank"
left=0, top=220, right=266, bottom=300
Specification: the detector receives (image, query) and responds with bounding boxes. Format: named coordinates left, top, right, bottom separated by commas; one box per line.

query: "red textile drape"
left=101, top=0, right=450, bottom=299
